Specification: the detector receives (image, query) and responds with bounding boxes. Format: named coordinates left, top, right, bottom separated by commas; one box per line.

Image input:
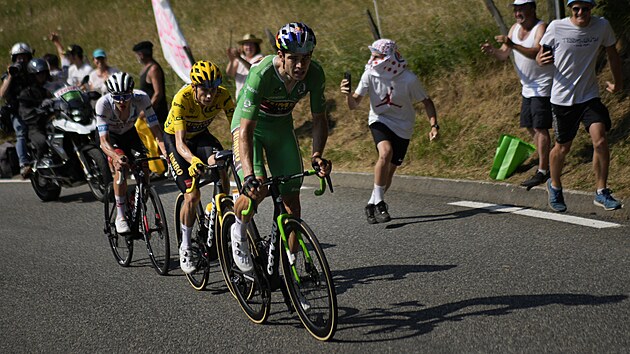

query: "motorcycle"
left=29, top=85, right=112, bottom=202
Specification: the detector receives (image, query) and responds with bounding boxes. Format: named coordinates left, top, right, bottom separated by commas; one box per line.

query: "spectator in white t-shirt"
left=341, top=38, right=439, bottom=224
left=88, top=49, right=119, bottom=95
left=225, top=33, right=264, bottom=99
left=537, top=0, right=623, bottom=212
left=64, top=44, right=92, bottom=88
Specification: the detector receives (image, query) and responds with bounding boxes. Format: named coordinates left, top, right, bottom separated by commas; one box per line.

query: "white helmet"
left=10, top=42, right=33, bottom=62
left=105, top=72, right=135, bottom=95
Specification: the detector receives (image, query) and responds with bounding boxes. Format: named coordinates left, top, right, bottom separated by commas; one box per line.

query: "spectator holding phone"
left=481, top=0, right=553, bottom=190
left=537, top=0, right=623, bottom=212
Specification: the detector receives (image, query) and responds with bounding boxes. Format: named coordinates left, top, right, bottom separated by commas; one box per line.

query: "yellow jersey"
left=164, top=84, right=235, bottom=139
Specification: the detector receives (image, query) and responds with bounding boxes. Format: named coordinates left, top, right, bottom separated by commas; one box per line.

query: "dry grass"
left=1, top=0, right=629, bottom=197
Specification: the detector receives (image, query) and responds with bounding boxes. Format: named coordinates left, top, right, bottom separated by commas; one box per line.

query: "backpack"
left=0, top=141, right=19, bottom=178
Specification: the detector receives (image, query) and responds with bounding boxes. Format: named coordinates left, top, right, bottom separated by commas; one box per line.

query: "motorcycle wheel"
left=84, top=148, right=112, bottom=202
left=30, top=169, right=62, bottom=202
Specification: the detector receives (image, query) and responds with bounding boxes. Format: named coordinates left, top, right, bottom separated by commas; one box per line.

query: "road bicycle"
left=103, top=155, right=170, bottom=275
left=218, top=168, right=338, bottom=341
left=173, top=150, right=235, bottom=290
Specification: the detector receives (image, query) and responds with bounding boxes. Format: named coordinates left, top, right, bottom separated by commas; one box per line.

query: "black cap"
left=66, top=44, right=83, bottom=56
left=132, top=41, right=153, bottom=52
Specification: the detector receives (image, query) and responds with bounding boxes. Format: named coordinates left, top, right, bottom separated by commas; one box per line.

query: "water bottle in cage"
left=205, top=200, right=216, bottom=248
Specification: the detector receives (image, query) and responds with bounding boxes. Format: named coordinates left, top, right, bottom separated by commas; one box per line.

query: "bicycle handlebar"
left=115, top=155, right=166, bottom=185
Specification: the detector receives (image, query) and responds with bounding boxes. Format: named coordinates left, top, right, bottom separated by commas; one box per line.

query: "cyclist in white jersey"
left=95, top=72, right=166, bottom=233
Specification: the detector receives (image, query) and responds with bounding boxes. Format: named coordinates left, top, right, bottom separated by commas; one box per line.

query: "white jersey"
left=95, top=89, right=158, bottom=136
left=355, top=69, right=428, bottom=140
left=511, top=21, right=553, bottom=98
left=541, top=16, right=617, bottom=106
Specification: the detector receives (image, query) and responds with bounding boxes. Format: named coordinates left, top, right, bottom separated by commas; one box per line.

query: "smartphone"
left=542, top=44, right=553, bottom=56
left=344, top=71, right=351, bottom=89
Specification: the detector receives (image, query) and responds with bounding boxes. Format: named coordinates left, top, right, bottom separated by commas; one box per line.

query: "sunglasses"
left=571, top=6, right=591, bottom=13
left=112, top=93, right=132, bottom=102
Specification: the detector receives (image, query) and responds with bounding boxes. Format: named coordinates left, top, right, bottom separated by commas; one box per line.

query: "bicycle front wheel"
left=142, top=186, right=170, bottom=275
left=219, top=211, right=270, bottom=323
left=174, top=194, right=209, bottom=290
left=281, top=218, right=337, bottom=341
left=104, top=183, right=133, bottom=266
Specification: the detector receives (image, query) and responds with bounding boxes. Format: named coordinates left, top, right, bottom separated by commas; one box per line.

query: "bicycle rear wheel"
left=142, top=186, right=170, bottom=275
left=280, top=218, right=337, bottom=341
left=174, top=193, right=209, bottom=290
left=104, top=183, right=133, bottom=266
left=219, top=211, right=270, bottom=323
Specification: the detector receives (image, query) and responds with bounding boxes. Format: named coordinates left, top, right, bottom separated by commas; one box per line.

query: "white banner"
left=151, top=0, right=193, bottom=83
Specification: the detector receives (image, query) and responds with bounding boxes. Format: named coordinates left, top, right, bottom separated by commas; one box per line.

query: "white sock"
left=180, top=224, right=192, bottom=250
left=232, top=217, right=248, bottom=242
left=372, top=184, right=385, bottom=205
left=597, top=188, right=605, bottom=195
left=115, top=196, right=126, bottom=220
left=538, top=169, right=547, bottom=175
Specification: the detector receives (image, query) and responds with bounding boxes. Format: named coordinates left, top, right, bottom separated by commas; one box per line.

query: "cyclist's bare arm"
left=99, top=133, right=126, bottom=169
left=311, top=111, right=331, bottom=177
left=238, top=118, right=257, bottom=178
left=174, top=128, right=196, bottom=164
left=148, top=123, right=167, bottom=157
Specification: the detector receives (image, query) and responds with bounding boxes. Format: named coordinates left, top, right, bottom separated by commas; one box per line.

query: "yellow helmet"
left=190, top=60, right=222, bottom=88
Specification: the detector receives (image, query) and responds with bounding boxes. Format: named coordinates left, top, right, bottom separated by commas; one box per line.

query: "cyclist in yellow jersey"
left=164, top=60, right=235, bottom=274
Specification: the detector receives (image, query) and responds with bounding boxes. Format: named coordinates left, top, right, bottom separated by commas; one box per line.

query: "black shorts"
left=369, top=122, right=410, bottom=166
left=164, top=130, right=224, bottom=193
left=552, top=98, right=611, bottom=144
left=109, top=129, right=148, bottom=162
left=520, top=96, right=552, bottom=129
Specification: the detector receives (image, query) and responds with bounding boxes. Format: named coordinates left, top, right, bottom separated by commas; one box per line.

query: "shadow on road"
left=333, top=293, right=627, bottom=343
left=385, top=207, right=512, bottom=229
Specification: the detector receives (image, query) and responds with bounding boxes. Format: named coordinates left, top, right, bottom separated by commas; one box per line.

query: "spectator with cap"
left=88, top=48, right=119, bottom=95
left=49, top=33, right=92, bottom=88
left=132, top=40, right=168, bottom=126
left=225, top=33, right=264, bottom=99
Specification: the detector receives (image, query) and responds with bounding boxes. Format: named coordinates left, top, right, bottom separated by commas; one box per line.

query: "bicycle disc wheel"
left=142, top=186, right=170, bottom=275
left=280, top=218, right=337, bottom=341
left=174, top=194, right=209, bottom=290
left=219, top=211, right=270, bottom=323
left=104, top=183, right=133, bottom=266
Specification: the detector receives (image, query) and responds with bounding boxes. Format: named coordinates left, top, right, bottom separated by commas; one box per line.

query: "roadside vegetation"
left=1, top=0, right=628, bottom=196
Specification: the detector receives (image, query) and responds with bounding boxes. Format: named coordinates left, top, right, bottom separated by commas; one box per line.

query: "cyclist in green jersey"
left=230, top=22, right=332, bottom=272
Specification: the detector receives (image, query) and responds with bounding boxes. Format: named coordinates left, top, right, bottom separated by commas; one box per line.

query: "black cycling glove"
left=241, top=174, right=260, bottom=195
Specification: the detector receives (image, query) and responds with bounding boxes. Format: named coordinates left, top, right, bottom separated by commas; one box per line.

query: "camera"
left=8, top=63, right=22, bottom=77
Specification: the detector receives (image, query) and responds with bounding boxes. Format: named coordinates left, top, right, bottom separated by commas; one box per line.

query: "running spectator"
left=537, top=0, right=623, bottom=212
left=341, top=38, right=438, bottom=224
left=481, top=0, right=553, bottom=190
left=88, top=49, right=119, bottom=95
left=0, top=42, right=34, bottom=177
left=132, top=41, right=168, bottom=126
left=225, top=33, right=264, bottom=99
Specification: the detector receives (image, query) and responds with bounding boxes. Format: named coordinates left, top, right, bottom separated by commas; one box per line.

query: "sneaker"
left=546, top=179, right=567, bottom=212
left=115, top=218, right=131, bottom=234
left=365, top=204, right=377, bottom=224
left=179, top=247, right=197, bottom=274
left=594, top=189, right=622, bottom=211
left=20, top=165, right=32, bottom=179
left=374, top=201, right=391, bottom=223
left=521, top=170, right=549, bottom=191
left=231, top=223, right=253, bottom=272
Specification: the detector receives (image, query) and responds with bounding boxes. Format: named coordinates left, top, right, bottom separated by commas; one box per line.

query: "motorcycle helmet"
left=10, top=42, right=34, bottom=63
left=276, top=22, right=316, bottom=54
left=189, top=60, right=222, bottom=89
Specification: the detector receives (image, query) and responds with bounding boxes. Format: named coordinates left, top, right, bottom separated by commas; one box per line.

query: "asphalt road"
left=1, top=177, right=628, bottom=353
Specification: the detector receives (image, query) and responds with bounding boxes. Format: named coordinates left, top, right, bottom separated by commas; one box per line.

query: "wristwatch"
left=431, top=123, right=440, bottom=130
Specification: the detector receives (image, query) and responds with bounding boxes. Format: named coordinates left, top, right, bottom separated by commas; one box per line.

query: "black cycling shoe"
left=521, top=170, right=550, bottom=191
left=365, top=204, right=377, bottom=224
left=374, top=201, right=391, bottom=223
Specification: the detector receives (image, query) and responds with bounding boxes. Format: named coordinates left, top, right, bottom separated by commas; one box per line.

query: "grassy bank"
left=1, top=0, right=629, bottom=197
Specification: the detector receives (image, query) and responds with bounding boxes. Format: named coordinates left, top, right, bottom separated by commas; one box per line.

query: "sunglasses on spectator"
left=112, top=93, right=132, bottom=102
left=571, top=6, right=591, bottom=13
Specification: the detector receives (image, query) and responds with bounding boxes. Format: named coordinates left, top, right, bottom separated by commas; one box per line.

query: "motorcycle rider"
left=0, top=42, right=34, bottom=177
left=95, top=72, right=166, bottom=234
left=16, top=58, right=53, bottom=163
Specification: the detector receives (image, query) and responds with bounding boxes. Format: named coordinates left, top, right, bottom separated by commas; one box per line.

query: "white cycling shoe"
left=115, top=218, right=131, bottom=234
left=179, top=247, right=196, bottom=274
left=231, top=223, right=253, bottom=272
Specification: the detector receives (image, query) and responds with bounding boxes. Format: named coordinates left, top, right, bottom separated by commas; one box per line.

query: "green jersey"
left=231, top=55, right=326, bottom=129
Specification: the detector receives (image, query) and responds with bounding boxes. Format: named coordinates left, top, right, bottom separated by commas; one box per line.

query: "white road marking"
left=0, top=179, right=29, bottom=183
left=449, top=201, right=621, bottom=229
